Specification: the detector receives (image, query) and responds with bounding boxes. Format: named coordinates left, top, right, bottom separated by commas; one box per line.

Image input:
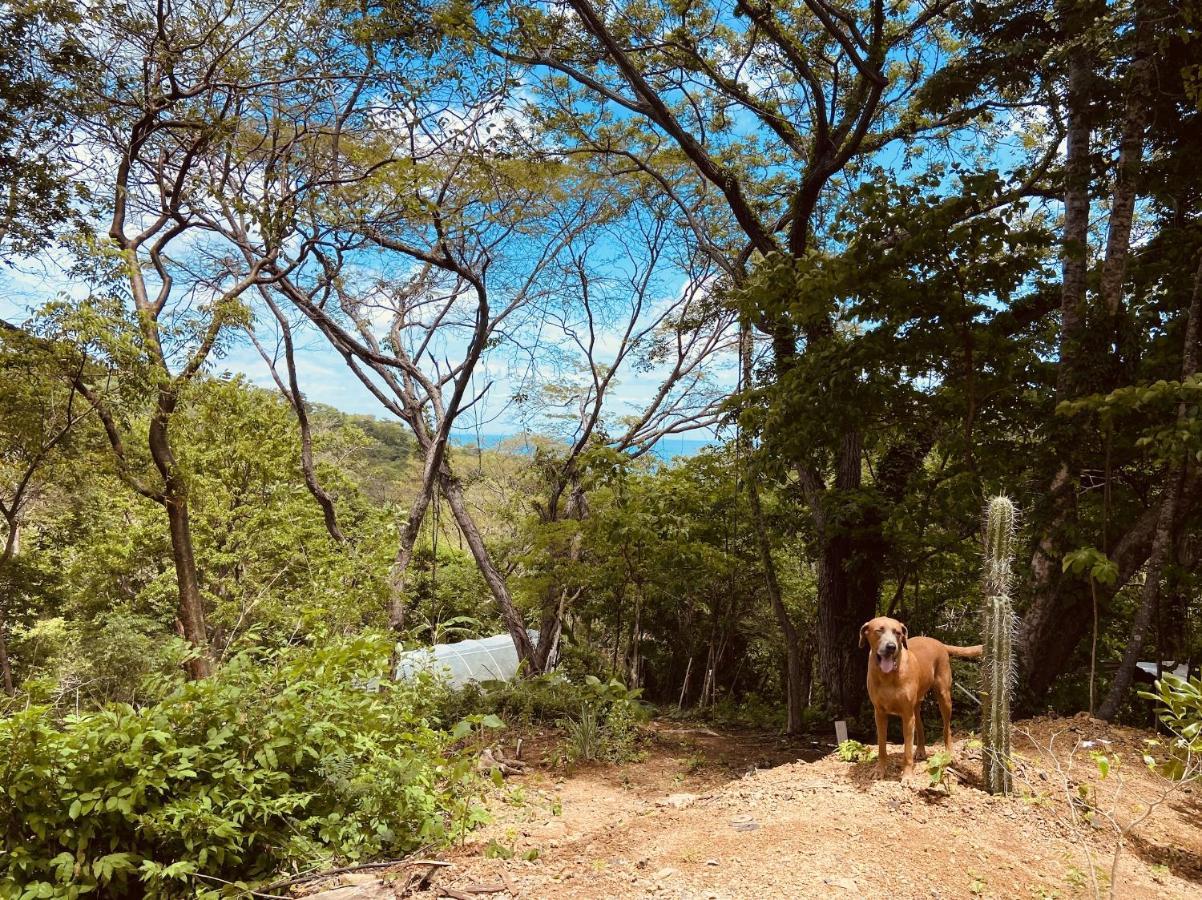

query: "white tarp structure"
left=394, top=631, right=543, bottom=687
left=1136, top=661, right=1191, bottom=680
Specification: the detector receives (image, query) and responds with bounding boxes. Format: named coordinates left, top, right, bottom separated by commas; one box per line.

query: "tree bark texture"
left=149, top=399, right=212, bottom=680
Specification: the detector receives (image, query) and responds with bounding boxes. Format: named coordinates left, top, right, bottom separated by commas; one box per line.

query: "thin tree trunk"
left=1098, top=252, right=1202, bottom=720
left=533, top=531, right=582, bottom=672
left=388, top=485, right=435, bottom=631
left=0, top=614, right=12, bottom=696
left=740, top=322, right=805, bottom=732
left=1099, top=1, right=1152, bottom=318
left=0, top=519, right=15, bottom=695
left=0, top=516, right=16, bottom=692
left=438, top=470, right=535, bottom=664
left=747, top=476, right=804, bottom=733
left=1059, top=29, right=1092, bottom=383
left=253, top=293, right=345, bottom=543
left=149, top=400, right=212, bottom=680
left=164, top=496, right=212, bottom=680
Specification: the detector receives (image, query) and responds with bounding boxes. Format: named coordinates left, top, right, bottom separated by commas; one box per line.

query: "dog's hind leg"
left=914, top=712, right=927, bottom=761
left=937, top=684, right=953, bottom=751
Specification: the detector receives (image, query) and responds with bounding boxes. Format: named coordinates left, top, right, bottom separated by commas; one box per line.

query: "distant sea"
left=449, top=432, right=714, bottom=461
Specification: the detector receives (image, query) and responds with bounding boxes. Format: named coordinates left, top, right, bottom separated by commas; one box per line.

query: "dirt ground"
left=297, top=714, right=1202, bottom=899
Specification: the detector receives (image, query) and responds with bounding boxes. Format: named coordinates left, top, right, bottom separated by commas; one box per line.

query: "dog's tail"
left=945, top=644, right=983, bottom=659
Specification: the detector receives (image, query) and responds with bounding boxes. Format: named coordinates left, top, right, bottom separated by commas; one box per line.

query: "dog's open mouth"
left=876, top=653, right=896, bottom=674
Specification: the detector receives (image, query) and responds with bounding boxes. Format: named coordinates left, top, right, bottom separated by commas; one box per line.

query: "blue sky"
left=0, top=257, right=731, bottom=452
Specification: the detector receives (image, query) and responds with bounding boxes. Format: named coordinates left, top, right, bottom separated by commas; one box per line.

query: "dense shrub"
left=442, top=674, right=650, bottom=763
left=0, top=635, right=491, bottom=899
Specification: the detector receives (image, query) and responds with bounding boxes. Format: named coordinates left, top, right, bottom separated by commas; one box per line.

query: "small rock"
left=656, top=793, right=700, bottom=809
left=705, top=859, right=720, bottom=867
left=305, top=885, right=391, bottom=900
left=655, top=867, right=677, bottom=879
left=824, top=877, right=858, bottom=891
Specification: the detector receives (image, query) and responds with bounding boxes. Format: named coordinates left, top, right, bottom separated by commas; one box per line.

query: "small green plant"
left=483, top=839, right=515, bottom=860
left=981, top=495, right=1018, bottom=795
left=836, top=739, right=877, bottom=763
left=563, top=705, right=604, bottom=762
left=926, top=750, right=954, bottom=794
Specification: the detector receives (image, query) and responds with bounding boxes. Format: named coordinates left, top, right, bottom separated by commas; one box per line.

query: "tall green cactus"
left=981, top=495, right=1017, bottom=795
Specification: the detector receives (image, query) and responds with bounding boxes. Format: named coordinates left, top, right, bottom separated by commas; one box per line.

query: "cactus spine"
left=981, top=495, right=1017, bottom=795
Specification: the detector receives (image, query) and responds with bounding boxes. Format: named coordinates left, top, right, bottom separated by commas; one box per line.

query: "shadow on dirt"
left=1126, top=795, right=1202, bottom=886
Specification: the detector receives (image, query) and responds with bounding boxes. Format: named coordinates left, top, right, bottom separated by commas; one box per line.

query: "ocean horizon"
left=449, top=431, right=715, bottom=461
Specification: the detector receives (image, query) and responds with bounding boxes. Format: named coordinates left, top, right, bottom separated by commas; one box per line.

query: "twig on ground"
left=192, top=872, right=291, bottom=899
left=263, top=855, right=449, bottom=892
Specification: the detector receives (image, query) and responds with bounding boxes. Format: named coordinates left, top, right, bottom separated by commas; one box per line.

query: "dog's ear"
left=900, top=623, right=909, bottom=649
left=859, top=622, right=870, bottom=648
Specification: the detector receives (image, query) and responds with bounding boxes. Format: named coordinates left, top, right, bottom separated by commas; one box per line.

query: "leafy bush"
left=836, top=739, right=876, bottom=763
left=10, top=614, right=186, bottom=708
left=1140, top=673, right=1202, bottom=781
left=442, top=673, right=650, bottom=763
left=0, top=635, right=490, bottom=898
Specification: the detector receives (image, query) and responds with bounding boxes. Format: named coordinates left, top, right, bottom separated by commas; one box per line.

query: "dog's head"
left=859, top=616, right=908, bottom=675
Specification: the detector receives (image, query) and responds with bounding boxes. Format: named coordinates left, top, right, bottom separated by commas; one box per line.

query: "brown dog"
left=860, top=616, right=982, bottom=776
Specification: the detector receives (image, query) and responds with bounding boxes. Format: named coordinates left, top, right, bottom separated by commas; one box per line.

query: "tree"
left=471, top=0, right=1036, bottom=718
left=34, top=0, right=308, bottom=677
left=0, top=0, right=89, bottom=255
left=0, top=327, right=90, bottom=694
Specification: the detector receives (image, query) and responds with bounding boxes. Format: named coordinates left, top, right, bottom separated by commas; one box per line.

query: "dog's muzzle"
left=877, top=644, right=898, bottom=674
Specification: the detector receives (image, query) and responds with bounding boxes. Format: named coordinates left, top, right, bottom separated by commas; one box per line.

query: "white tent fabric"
left=394, top=631, right=542, bottom=687
left=1135, top=661, right=1191, bottom=680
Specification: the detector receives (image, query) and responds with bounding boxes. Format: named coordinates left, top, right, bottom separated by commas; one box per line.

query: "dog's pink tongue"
left=878, top=656, right=896, bottom=674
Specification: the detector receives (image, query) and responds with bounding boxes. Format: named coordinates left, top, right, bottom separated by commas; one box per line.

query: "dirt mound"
left=298, top=716, right=1201, bottom=899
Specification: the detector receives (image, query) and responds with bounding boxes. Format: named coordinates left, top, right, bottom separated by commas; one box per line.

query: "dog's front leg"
left=874, top=708, right=888, bottom=776
left=901, top=711, right=916, bottom=776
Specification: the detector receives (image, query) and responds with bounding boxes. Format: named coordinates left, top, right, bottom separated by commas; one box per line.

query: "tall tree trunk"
left=438, top=470, right=536, bottom=664
left=387, top=484, right=436, bottom=631
left=1098, top=0, right=1152, bottom=320
left=0, top=519, right=15, bottom=695
left=806, top=431, right=884, bottom=720
left=741, top=323, right=805, bottom=732
left=747, top=475, right=805, bottom=733
left=533, top=529, right=582, bottom=672
left=1098, top=252, right=1202, bottom=720
left=1019, top=5, right=1097, bottom=700
left=149, top=405, right=212, bottom=680
left=0, top=613, right=11, bottom=696
left=164, top=496, right=212, bottom=680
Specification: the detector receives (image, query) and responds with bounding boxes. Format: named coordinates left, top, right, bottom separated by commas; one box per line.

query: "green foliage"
left=11, top=614, right=188, bottom=708
left=981, top=496, right=1016, bottom=796
left=446, top=673, right=649, bottom=764
left=1139, top=674, right=1202, bottom=781
left=926, top=751, right=954, bottom=794
left=1061, top=548, right=1119, bottom=586
left=0, top=635, right=487, bottom=898
left=835, top=740, right=876, bottom=763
